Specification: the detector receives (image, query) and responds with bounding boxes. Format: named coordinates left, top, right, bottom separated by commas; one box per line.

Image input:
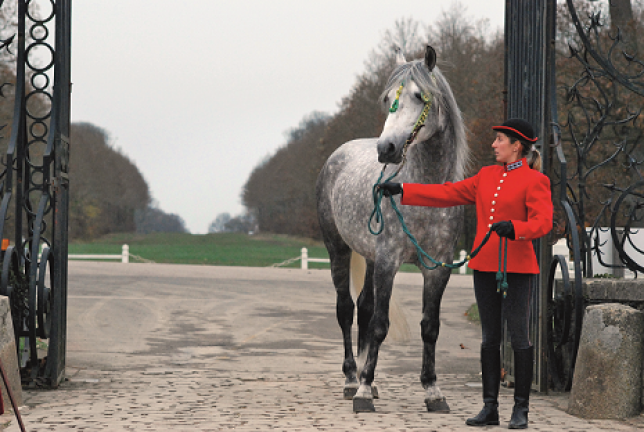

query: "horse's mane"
left=380, top=60, right=470, bottom=182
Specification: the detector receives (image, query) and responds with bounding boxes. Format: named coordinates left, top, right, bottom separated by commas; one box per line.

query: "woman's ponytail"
left=528, top=146, right=542, bottom=171
left=520, top=139, right=542, bottom=171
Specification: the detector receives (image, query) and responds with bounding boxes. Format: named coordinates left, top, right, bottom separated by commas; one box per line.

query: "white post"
left=122, top=244, right=129, bottom=264
left=552, top=238, right=569, bottom=279
left=459, top=249, right=468, bottom=275
left=301, top=247, right=308, bottom=270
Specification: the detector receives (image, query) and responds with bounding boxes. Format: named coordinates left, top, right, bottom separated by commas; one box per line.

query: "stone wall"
left=567, top=279, right=644, bottom=419
left=0, top=297, right=21, bottom=409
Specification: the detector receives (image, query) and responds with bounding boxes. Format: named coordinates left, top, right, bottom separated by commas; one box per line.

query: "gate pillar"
left=502, top=0, right=556, bottom=393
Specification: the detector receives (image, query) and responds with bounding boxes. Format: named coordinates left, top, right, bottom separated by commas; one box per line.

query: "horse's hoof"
left=344, top=383, right=377, bottom=399
left=425, top=396, right=450, bottom=413
left=343, top=383, right=359, bottom=400
left=353, top=397, right=376, bottom=412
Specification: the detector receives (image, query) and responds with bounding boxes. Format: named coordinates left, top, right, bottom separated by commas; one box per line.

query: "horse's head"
left=376, top=45, right=447, bottom=164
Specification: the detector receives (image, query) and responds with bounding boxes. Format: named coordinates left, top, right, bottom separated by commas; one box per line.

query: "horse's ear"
left=424, top=45, right=436, bottom=72
left=395, top=46, right=406, bottom=66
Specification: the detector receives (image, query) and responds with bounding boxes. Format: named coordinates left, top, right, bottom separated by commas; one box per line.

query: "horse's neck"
left=401, top=132, right=458, bottom=185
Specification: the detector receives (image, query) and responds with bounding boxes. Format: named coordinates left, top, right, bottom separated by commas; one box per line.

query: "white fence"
left=298, top=248, right=470, bottom=273
left=551, top=229, right=644, bottom=279
left=300, top=247, right=329, bottom=270
left=69, top=244, right=130, bottom=263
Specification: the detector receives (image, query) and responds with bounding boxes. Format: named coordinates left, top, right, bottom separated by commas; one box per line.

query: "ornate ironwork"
left=0, top=0, right=70, bottom=388
left=556, top=0, right=644, bottom=277
left=547, top=0, right=644, bottom=390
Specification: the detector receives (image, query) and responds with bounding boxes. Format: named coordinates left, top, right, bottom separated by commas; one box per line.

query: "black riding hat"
left=492, top=118, right=538, bottom=143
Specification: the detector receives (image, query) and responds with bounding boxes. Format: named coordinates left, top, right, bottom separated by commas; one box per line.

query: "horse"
left=315, top=45, right=469, bottom=412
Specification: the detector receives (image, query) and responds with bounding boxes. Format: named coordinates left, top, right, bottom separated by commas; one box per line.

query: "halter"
left=384, top=76, right=436, bottom=178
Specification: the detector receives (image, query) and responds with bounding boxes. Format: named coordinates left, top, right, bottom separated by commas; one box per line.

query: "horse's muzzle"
left=377, top=141, right=402, bottom=164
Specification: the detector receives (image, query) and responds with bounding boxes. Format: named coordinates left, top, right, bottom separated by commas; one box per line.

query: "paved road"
left=2, top=262, right=643, bottom=431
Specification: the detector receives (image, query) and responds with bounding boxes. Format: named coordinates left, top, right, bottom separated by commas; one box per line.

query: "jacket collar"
left=503, top=157, right=527, bottom=173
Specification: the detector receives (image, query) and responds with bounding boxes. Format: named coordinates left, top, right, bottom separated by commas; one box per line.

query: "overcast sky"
left=70, top=1, right=504, bottom=234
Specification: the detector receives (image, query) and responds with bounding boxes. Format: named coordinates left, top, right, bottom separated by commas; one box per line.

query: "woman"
left=379, top=118, right=552, bottom=429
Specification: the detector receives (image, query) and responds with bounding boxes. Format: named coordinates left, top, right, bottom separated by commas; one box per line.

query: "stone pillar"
left=568, top=303, right=643, bottom=419
left=0, top=296, right=22, bottom=408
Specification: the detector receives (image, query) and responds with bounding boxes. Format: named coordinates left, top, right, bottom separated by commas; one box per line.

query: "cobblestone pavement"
left=4, top=368, right=644, bottom=431
left=1, top=263, right=643, bottom=431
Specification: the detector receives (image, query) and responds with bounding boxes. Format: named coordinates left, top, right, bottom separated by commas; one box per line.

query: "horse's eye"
left=383, top=96, right=389, bottom=105
left=414, top=92, right=423, bottom=101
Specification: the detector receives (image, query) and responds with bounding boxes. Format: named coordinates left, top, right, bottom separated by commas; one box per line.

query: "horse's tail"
left=350, top=252, right=411, bottom=342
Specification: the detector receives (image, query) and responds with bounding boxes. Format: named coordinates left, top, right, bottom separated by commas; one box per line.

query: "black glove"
left=378, top=182, right=403, bottom=197
left=491, top=221, right=515, bottom=239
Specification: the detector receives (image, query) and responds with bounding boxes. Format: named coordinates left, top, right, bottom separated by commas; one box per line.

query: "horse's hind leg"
left=355, top=259, right=381, bottom=401
left=420, top=267, right=452, bottom=412
left=356, top=259, right=375, bottom=358
left=327, top=243, right=358, bottom=398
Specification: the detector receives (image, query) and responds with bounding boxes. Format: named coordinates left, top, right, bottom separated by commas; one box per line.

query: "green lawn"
left=68, top=232, right=473, bottom=273
left=69, top=232, right=330, bottom=268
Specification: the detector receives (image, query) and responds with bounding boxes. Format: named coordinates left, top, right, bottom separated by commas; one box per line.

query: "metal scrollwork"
left=546, top=0, right=644, bottom=388
left=556, top=0, right=644, bottom=278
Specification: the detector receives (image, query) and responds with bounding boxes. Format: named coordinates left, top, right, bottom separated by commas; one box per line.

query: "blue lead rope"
left=497, top=237, right=509, bottom=298
left=369, top=171, right=493, bottom=271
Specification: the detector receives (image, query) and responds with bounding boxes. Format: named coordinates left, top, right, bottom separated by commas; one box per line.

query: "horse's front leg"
left=420, top=266, right=452, bottom=412
left=353, top=255, right=397, bottom=412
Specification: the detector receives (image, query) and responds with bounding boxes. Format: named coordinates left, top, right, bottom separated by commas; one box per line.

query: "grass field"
left=68, top=232, right=472, bottom=273
left=68, top=232, right=331, bottom=268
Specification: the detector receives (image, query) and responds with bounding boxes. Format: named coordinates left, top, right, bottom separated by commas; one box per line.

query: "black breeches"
left=473, top=270, right=533, bottom=351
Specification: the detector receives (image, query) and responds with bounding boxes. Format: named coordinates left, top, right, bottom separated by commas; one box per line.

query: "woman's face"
left=492, top=132, right=522, bottom=164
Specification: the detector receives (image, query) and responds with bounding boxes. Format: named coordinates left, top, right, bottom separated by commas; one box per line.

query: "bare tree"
left=365, top=17, right=425, bottom=75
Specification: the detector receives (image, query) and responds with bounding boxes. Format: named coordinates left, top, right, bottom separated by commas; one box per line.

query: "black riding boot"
left=509, top=346, right=533, bottom=429
left=466, top=347, right=500, bottom=426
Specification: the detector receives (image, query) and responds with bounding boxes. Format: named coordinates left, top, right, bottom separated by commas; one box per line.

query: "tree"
left=243, top=111, right=332, bottom=238
left=208, top=212, right=231, bottom=233
left=135, top=205, right=188, bottom=234
left=365, top=17, right=425, bottom=74
left=224, top=212, right=256, bottom=234
left=69, top=122, right=151, bottom=239
left=610, top=0, right=635, bottom=30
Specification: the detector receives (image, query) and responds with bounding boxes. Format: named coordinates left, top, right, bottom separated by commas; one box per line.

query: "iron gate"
left=0, top=0, right=71, bottom=388
left=501, top=0, right=555, bottom=393
left=503, top=0, right=644, bottom=392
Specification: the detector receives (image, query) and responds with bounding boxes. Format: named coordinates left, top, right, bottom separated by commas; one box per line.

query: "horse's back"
left=318, top=138, right=378, bottom=179
left=317, top=138, right=379, bottom=198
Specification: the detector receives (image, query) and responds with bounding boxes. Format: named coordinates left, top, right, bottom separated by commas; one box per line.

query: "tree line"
left=69, top=123, right=188, bottom=239
left=240, top=1, right=644, bottom=249
left=0, top=4, right=188, bottom=240
left=241, top=7, right=504, bottom=249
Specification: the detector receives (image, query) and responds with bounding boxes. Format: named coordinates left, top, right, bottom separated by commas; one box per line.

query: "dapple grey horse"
left=316, top=45, right=469, bottom=412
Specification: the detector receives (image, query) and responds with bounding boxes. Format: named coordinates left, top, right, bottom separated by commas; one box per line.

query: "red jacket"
left=400, top=158, right=553, bottom=274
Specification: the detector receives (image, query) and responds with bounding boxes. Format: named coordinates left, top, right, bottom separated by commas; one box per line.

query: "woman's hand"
left=491, top=221, right=515, bottom=239
left=377, top=182, right=403, bottom=197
